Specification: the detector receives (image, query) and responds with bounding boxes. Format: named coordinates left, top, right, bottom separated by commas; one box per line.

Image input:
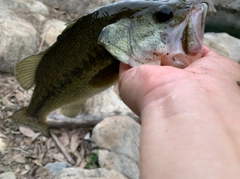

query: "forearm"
left=140, top=98, right=240, bottom=179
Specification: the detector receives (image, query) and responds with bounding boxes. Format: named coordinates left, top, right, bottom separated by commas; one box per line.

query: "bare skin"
left=118, top=46, right=240, bottom=179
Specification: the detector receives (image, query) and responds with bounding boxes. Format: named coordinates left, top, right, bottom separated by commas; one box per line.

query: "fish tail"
left=11, top=107, right=49, bottom=137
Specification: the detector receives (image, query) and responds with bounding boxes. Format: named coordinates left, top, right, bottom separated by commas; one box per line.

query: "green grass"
left=85, top=152, right=99, bottom=169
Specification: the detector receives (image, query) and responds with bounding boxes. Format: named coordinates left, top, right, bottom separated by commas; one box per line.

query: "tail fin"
left=11, top=107, right=49, bottom=137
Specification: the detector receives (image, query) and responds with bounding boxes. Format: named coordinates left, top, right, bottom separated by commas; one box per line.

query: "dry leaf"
left=13, top=155, right=27, bottom=164
left=23, top=138, right=32, bottom=146
left=21, top=170, right=29, bottom=175
left=0, top=132, right=6, bottom=138
left=0, top=138, right=6, bottom=152
left=70, top=132, right=79, bottom=153
left=75, top=152, right=83, bottom=167
left=39, top=152, right=45, bottom=162
left=15, top=168, right=21, bottom=173
left=41, top=136, right=48, bottom=142
left=46, top=138, right=52, bottom=149
left=32, top=132, right=41, bottom=141
left=33, top=160, right=43, bottom=166
left=79, top=159, right=87, bottom=169
left=84, top=132, right=91, bottom=140
left=19, top=126, right=35, bottom=137
left=50, top=129, right=61, bottom=135
left=52, top=153, right=65, bottom=162
left=80, top=144, right=85, bottom=158
left=25, top=164, right=31, bottom=170
left=59, top=132, right=69, bottom=147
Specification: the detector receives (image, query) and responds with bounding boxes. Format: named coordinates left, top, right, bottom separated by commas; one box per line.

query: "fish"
left=11, top=0, right=208, bottom=136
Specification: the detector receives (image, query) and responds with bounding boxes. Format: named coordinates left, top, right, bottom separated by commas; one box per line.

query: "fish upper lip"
left=183, top=3, right=208, bottom=55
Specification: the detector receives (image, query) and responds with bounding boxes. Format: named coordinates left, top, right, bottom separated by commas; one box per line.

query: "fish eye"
left=155, top=5, right=173, bottom=22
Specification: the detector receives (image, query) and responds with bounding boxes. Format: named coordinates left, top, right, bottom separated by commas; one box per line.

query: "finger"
left=119, top=62, right=131, bottom=76
left=201, top=45, right=211, bottom=57
left=189, top=46, right=240, bottom=81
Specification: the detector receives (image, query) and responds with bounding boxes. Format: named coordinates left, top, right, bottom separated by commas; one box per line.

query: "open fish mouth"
left=167, top=3, right=208, bottom=68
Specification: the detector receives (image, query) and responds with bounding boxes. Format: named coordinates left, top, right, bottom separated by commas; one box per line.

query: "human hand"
left=118, top=46, right=240, bottom=178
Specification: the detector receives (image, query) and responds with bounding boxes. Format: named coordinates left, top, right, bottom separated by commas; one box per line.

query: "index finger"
left=201, top=45, right=211, bottom=57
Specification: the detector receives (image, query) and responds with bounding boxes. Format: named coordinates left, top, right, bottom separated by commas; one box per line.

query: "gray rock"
left=211, top=0, right=240, bottom=10
left=41, top=19, right=66, bottom=46
left=82, top=86, right=135, bottom=116
left=56, top=168, right=127, bottom=179
left=205, top=0, right=240, bottom=38
left=98, top=150, right=139, bottom=179
left=0, top=0, right=49, bottom=16
left=0, top=6, right=38, bottom=73
left=26, top=1, right=49, bottom=16
left=45, top=162, right=71, bottom=176
left=0, top=172, right=16, bottom=179
left=91, top=116, right=140, bottom=179
left=40, top=0, right=119, bottom=16
left=204, top=33, right=240, bottom=63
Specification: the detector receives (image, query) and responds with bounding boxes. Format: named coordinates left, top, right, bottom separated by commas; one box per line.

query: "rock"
left=82, top=86, right=135, bottom=116
left=91, top=116, right=141, bottom=179
left=45, top=162, right=72, bottom=176
left=204, top=33, right=240, bottom=63
left=56, top=168, right=127, bottom=179
left=34, top=166, right=55, bottom=179
left=26, top=1, right=49, bottom=16
left=0, top=0, right=49, bottom=15
left=205, top=0, right=240, bottom=38
left=211, top=0, right=240, bottom=10
left=97, top=150, right=139, bottom=179
left=40, top=0, right=119, bottom=16
left=0, top=172, right=16, bottom=179
left=41, top=19, right=66, bottom=46
left=0, top=6, right=37, bottom=73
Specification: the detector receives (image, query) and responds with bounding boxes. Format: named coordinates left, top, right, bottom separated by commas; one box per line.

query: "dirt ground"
left=0, top=72, right=94, bottom=179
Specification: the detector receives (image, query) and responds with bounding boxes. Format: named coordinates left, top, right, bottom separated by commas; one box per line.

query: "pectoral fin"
left=60, top=102, right=84, bottom=118
left=15, top=51, right=46, bottom=90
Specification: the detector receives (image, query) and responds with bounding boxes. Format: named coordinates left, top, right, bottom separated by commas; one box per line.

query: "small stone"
left=0, top=172, right=16, bottom=179
left=91, top=116, right=141, bottom=179
left=45, top=162, right=71, bottom=176
left=97, top=150, right=139, bottom=179
left=56, top=168, right=127, bottom=179
left=41, top=19, right=66, bottom=46
left=13, top=155, right=27, bottom=164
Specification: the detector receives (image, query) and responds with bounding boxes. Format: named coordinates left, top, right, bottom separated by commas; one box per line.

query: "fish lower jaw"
left=128, top=56, right=161, bottom=67
left=161, top=53, right=200, bottom=68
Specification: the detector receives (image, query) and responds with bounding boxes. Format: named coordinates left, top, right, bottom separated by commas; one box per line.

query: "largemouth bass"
left=12, top=0, right=208, bottom=136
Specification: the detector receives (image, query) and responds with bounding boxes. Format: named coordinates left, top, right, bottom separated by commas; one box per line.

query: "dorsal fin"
left=15, top=51, right=46, bottom=90
left=62, top=19, right=79, bottom=33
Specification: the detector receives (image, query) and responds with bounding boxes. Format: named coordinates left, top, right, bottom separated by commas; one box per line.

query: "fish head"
left=98, top=0, right=208, bottom=68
